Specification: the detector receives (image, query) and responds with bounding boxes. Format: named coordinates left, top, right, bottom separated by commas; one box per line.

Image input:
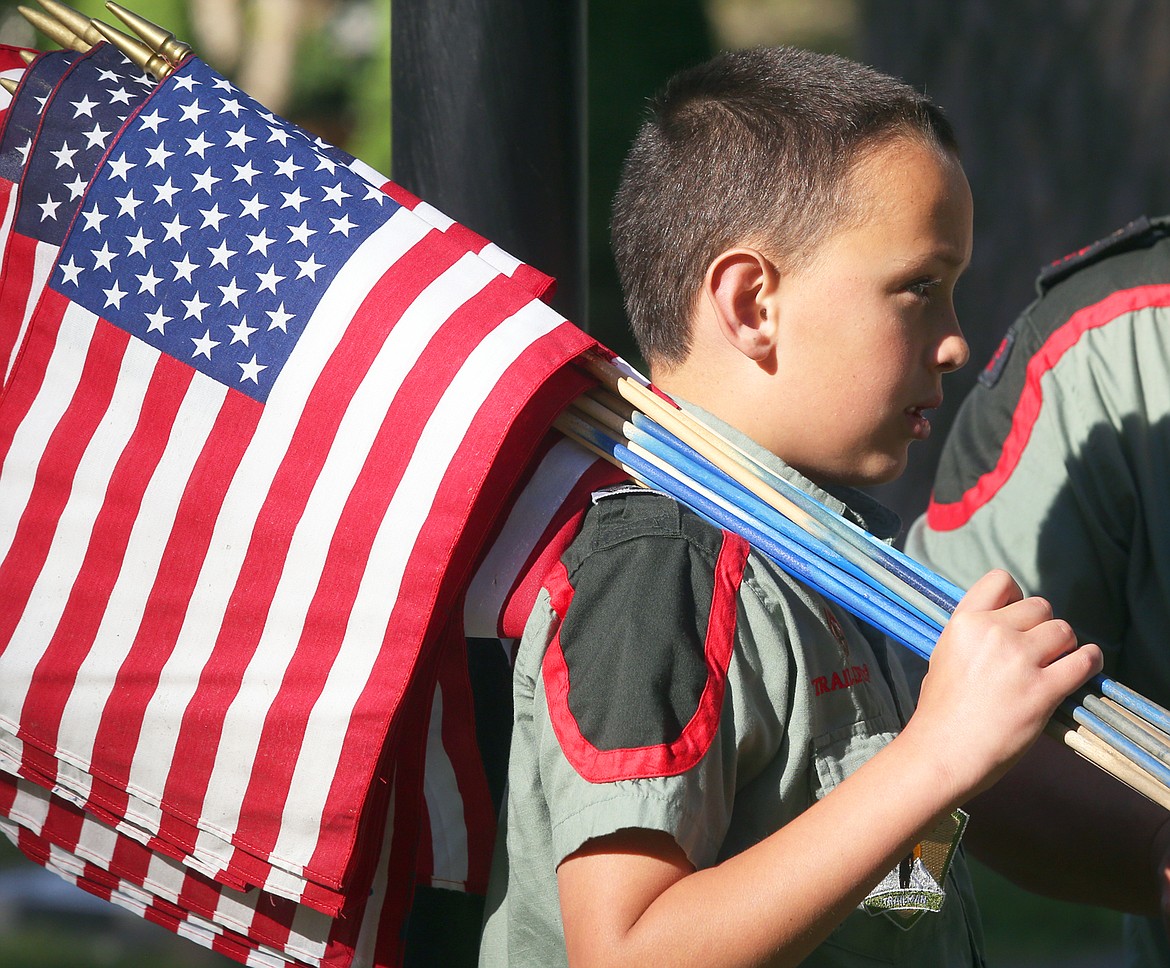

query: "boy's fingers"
left=1045, top=642, right=1104, bottom=694
left=952, top=568, right=1023, bottom=615
left=1023, top=617, right=1077, bottom=662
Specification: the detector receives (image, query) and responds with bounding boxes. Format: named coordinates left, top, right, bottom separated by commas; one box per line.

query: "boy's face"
left=764, top=137, right=972, bottom=487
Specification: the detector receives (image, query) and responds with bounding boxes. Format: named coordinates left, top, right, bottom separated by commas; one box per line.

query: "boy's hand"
left=905, top=569, right=1103, bottom=805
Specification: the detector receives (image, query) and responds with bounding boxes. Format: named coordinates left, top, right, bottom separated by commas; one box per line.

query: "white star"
left=246, top=228, right=274, bottom=256
left=287, top=220, right=317, bottom=246
left=315, top=155, right=338, bottom=174
left=213, top=77, right=234, bottom=91
left=154, top=178, right=181, bottom=205
left=179, top=98, right=208, bottom=123
left=136, top=265, right=163, bottom=295
left=199, top=204, right=228, bottom=231
left=255, top=264, right=286, bottom=294
left=16, top=138, right=31, bottom=166
left=191, top=329, right=219, bottom=358
left=273, top=155, right=303, bottom=179
left=171, top=253, right=200, bottom=282
left=137, top=109, right=166, bottom=133
left=218, top=276, right=246, bottom=307
left=160, top=214, right=190, bottom=244
left=146, top=141, right=174, bottom=168
left=280, top=187, right=308, bottom=211
left=185, top=132, right=214, bottom=158
left=145, top=305, right=172, bottom=333
left=125, top=227, right=153, bottom=257
left=96, top=68, right=119, bottom=83
left=295, top=253, right=325, bottom=281
left=81, top=204, right=108, bottom=232
left=115, top=189, right=143, bottom=219
left=51, top=142, right=78, bottom=169
left=238, top=354, right=267, bottom=384
left=84, top=122, right=111, bottom=150
left=102, top=279, right=127, bottom=309
left=58, top=256, right=84, bottom=286
left=232, top=159, right=260, bottom=184
left=229, top=316, right=257, bottom=345
left=239, top=194, right=268, bottom=220
left=107, top=154, right=137, bottom=181
left=65, top=173, right=88, bottom=200
left=173, top=74, right=199, bottom=92
left=107, top=86, right=133, bottom=106
left=91, top=241, right=118, bottom=271
left=183, top=292, right=211, bottom=321
left=363, top=184, right=387, bottom=205
left=225, top=124, right=255, bottom=151
left=266, top=125, right=291, bottom=146
left=218, top=96, right=243, bottom=117
left=207, top=239, right=237, bottom=269
left=329, top=213, right=356, bottom=236
left=322, top=182, right=351, bottom=205
left=71, top=94, right=98, bottom=118
left=266, top=303, right=295, bottom=332
left=38, top=195, right=61, bottom=221
left=191, top=166, right=221, bottom=195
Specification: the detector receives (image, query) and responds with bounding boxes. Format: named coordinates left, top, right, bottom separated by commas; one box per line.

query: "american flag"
left=0, top=49, right=611, bottom=967
left=0, top=47, right=81, bottom=382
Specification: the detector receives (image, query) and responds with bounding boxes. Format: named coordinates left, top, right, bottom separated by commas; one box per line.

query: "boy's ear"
left=703, top=247, right=781, bottom=363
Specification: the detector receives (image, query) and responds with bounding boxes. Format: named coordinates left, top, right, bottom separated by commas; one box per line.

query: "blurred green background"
left=0, top=0, right=1160, bottom=965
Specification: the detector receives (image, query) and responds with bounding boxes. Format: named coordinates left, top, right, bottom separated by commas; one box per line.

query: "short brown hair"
left=610, top=46, right=958, bottom=367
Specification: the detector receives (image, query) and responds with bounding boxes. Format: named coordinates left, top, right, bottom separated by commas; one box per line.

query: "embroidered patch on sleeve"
left=863, top=808, right=969, bottom=930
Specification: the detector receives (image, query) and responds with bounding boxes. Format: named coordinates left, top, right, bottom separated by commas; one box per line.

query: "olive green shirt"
left=480, top=415, right=984, bottom=967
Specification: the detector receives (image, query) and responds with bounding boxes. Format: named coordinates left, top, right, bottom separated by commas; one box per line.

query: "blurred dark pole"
left=390, top=0, right=588, bottom=326
left=391, top=5, right=585, bottom=963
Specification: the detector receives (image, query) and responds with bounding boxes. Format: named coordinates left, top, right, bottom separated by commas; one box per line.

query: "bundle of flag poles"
left=558, top=352, right=1170, bottom=812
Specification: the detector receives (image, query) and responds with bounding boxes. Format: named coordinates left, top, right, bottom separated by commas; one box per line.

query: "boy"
left=479, top=47, right=1158, bottom=967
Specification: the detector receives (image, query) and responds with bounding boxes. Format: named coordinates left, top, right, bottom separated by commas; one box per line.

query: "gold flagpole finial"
left=18, top=5, right=90, bottom=53
left=90, top=18, right=172, bottom=80
left=19, top=49, right=38, bottom=65
left=0, top=76, right=19, bottom=95
left=105, top=1, right=191, bottom=64
left=34, top=0, right=104, bottom=47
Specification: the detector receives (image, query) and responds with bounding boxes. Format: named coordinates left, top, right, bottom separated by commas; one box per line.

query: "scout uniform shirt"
left=907, top=216, right=1170, bottom=968
left=480, top=410, right=985, bottom=967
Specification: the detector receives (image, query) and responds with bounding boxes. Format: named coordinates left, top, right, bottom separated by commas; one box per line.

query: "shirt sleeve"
left=908, top=297, right=1165, bottom=663
left=529, top=496, right=753, bottom=870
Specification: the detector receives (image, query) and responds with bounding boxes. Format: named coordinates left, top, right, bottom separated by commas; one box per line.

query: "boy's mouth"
left=905, top=401, right=939, bottom=439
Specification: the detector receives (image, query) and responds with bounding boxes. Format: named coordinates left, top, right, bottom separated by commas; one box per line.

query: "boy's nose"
left=937, top=330, right=970, bottom=373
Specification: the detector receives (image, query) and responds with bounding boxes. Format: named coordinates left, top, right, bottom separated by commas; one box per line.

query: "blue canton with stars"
left=51, top=57, right=401, bottom=403
left=0, top=50, right=78, bottom=185
left=16, top=44, right=153, bottom=246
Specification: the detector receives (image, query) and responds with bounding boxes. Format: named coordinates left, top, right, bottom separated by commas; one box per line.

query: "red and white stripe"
left=0, top=198, right=595, bottom=921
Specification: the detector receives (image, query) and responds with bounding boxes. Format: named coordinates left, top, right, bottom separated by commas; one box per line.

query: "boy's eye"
left=905, top=278, right=941, bottom=298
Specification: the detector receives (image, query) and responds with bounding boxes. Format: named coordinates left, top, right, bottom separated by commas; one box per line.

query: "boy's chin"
left=831, top=453, right=910, bottom=489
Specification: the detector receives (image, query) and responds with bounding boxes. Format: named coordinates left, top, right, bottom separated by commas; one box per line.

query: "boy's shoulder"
left=563, top=485, right=726, bottom=573
left=538, top=487, right=751, bottom=772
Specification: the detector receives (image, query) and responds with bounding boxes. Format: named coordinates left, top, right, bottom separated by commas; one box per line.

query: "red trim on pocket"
left=542, top=530, right=751, bottom=783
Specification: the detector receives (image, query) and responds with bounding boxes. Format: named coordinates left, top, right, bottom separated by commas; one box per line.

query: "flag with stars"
left=0, top=48, right=80, bottom=382
left=0, top=44, right=36, bottom=127
left=0, top=51, right=599, bottom=967
left=0, top=43, right=152, bottom=388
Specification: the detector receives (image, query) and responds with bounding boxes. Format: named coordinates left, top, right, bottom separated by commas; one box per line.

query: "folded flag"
left=0, top=48, right=601, bottom=967
left=0, top=48, right=80, bottom=382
